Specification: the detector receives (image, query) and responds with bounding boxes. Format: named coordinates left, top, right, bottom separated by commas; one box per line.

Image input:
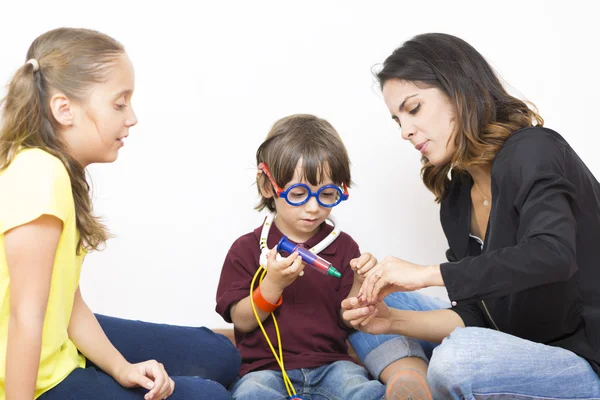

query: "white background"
left=1, top=1, right=598, bottom=329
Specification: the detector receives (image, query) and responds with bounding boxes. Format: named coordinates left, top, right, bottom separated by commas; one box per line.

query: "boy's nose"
left=304, top=196, right=320, bottom=212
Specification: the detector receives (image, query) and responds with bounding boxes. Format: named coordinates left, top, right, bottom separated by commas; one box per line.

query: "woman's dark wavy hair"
left=377, top=33, right=543, bottom=202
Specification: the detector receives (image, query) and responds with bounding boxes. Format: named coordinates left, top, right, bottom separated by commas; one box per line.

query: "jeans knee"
left=231, top=371, right=287, bottom=400
left=218, top=345, right=241, bottom=386
left=173, top=377, right=233, bottom=400
left=428, top=327, right=483, bottom=391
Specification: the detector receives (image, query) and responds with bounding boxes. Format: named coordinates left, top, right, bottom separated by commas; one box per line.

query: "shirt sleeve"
left=441, top=131, right=578, bottom=303
left=0, top=151, right=71, bottom=234
left=215, top=235, right=258, bottom=323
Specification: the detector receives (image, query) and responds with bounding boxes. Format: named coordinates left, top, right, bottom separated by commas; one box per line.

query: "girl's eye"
left=409, top=103, right=421, bottom=115
left=115, top=104, right=127, bottom=110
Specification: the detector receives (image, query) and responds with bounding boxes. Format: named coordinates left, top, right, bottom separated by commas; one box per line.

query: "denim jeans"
left=230, top=360, right=385, bottom=400
left=39, top=314, right=241, bottom=400
left=348, top=291, right=600, bottom=399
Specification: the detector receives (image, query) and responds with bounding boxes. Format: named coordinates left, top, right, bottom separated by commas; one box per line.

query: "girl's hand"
left=350, top=252, right=377, bottom=284
left=262, top=247, right=306, bottom=291
left=114, top=360, right=175, bottom=400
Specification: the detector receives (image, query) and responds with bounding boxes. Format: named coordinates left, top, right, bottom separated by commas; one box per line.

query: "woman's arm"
left=5, top=215, right=62, bottom=400
left=341, top=297, right=464, bottom=342
left=359, top=258, right=443, bottom=304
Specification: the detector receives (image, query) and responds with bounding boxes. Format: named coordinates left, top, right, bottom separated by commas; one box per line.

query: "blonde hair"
left=255, top=114, right=352, bottom=212
left=0, top=27, right=125, bottom=252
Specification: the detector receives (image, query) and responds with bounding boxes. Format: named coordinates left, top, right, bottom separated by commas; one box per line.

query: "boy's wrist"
left=258, top=278, right=284, bottom=304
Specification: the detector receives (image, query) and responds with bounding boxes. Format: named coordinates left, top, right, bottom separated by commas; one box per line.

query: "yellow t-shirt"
left=0, top=148, right=86, bottom=399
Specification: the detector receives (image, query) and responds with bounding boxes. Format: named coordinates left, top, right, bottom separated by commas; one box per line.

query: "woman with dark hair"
left=342, top=33, right=600, bottom=399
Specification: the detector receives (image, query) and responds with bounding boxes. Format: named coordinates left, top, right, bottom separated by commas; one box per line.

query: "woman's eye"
left=409, top=103, right=421, bottom=115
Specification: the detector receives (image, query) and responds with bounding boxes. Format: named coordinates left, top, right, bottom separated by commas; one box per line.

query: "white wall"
left=1, top=0, right=598, bottom=329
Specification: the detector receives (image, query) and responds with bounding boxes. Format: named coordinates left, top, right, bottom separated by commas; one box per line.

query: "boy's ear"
left=257, top=172, right=274, bottom=198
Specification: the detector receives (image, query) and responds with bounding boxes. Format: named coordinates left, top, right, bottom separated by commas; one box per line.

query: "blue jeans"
left=348, top=291, right=600, bottom=399
left=39, top=314, right=241, bottom=400
left=230, top=360, right=385, bottom=400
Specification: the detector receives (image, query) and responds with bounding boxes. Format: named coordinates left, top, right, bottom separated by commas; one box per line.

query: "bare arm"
left=68, top=288, right=175, bottom=400
left=341, top=297, right=464, bottom=343
left=231, top=249, right=304, bottom=333
left=5, top=215, right=62, bottom=400
left=67, top=287, right=129, bottom=378
left=387, top=308, right=465, bottom=343
left=341, top=252, right=378, bottom=328
left=230, top=278, right=284, bottom=333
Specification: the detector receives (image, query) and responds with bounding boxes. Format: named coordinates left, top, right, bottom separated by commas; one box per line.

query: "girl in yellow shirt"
left=0, top=28, right=240, bottom=400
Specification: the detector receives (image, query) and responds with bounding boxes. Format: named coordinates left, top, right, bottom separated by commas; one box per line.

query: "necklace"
left=259, top=213, right=341, bottom=268
left=473, top=181, right=490, bottom=207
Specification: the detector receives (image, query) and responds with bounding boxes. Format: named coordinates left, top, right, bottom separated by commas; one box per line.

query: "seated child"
left=216, top=114, right=400, bottom=399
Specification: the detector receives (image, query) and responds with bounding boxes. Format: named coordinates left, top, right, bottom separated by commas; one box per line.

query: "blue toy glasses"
left=258, top=162, right=349, bottom=208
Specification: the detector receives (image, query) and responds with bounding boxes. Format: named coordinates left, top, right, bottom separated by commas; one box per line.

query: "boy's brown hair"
left=255, top=114, right=351, bottom=212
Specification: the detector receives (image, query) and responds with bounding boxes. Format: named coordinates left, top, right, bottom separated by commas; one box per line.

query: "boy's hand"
left=262, top=248, right=306, bottom=292
left=350, top=252, right=377, bottom=284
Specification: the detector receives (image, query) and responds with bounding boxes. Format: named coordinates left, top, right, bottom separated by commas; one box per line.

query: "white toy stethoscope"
left=251, top=212, right=342, bottom=399
left=258, top=213, right=342, bottom=268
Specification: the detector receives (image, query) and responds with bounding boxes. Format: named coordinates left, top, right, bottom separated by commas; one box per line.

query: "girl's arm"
left=68, top=288, right=175, bottom=400
left=5, top=215, right=62, bottom=400
left=67, top=287, right=129, bottom=380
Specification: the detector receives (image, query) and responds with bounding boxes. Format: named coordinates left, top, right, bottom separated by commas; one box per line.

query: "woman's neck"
left=466, top=164, right=492, bottom=195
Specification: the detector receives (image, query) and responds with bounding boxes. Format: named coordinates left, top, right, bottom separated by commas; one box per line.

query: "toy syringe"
left=277, top=236, right=342, bottom=278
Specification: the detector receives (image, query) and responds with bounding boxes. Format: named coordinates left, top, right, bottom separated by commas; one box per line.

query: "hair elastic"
left=26, top=59, right=39, bottom=72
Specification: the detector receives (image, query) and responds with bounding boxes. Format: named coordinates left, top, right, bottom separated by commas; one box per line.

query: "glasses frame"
left=258, top=162, right=349, bottom=208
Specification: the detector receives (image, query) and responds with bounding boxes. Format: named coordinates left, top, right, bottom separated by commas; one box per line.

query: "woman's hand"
left=350, top=252, right=378, bottom=284
left=114, top=360, right=175, bottom=400
left=358, top=257, right=441, bottom=304
left=341, top=297, right=393, bottom=335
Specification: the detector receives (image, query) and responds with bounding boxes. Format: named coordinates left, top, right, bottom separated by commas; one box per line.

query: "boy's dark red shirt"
left=216, top=221, right=359, bottom=376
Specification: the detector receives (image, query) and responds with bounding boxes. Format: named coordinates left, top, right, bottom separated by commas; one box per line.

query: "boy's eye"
left=321, top=191, right=336, bottom=197
left=115, top=104, right=127, bottom=110
left=290, top=191, right=305, bottom=198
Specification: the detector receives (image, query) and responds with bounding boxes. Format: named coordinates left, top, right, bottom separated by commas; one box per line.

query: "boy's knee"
left=231, top=371, right=287, bottom=400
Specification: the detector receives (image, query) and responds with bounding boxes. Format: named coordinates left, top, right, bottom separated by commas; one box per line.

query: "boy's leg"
left=39, top=367, right=234, bottom=400
left=302, top=360, right=385, bottom=400
left=230, top=369, right=302, bottom=400
left=428, top=327, right=600, bottom=399
left=95, top=314, right=241, bottom=386
left=348, top=291, right=449, bottom=380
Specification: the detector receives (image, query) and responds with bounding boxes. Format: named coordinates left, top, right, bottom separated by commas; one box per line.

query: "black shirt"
left=440, top=127, right=600, bottom=375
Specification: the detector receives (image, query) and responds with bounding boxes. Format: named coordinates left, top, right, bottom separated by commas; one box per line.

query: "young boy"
left=216, top=114, right=393, bottom=399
